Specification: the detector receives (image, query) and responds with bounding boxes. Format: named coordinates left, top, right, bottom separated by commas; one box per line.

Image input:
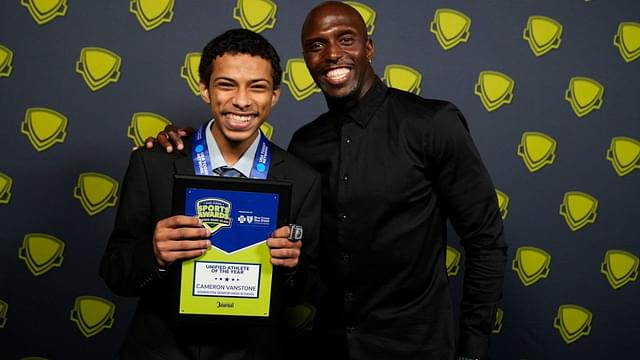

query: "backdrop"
left=1, top=0, right=639, bottom=359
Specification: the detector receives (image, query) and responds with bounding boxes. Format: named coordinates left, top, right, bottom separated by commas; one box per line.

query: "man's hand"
left=153, top=215, right=211, bottom=267
left=143, top=125, right=194, bottom=153
left=266, top=225, right=303, bottom=268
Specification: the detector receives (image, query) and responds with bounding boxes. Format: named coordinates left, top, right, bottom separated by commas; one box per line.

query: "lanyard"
left=191, top=122, right=271, bottom=179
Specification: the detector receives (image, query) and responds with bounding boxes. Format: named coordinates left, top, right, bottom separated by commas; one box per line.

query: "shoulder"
left=388, top=88, right=460, bottom=119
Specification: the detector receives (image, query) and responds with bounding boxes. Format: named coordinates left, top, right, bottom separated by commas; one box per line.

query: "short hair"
left=199, top=28, right=282, bottom=89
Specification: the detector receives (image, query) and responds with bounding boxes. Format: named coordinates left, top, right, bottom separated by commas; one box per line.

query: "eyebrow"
left=213, top=76, right=271, bottom=85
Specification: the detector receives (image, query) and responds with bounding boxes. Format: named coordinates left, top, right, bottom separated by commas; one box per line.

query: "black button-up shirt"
left=289, top=79, right=507, bottom=360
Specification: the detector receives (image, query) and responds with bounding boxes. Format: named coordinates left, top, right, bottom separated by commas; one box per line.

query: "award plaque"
left=172, top=174, right=291, bottom=323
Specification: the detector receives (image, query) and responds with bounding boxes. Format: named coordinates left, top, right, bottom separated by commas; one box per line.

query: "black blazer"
left=100, top=137, right=321, bottom=360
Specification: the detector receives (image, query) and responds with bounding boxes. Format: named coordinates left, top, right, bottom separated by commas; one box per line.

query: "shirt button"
left=346, top=326, right=356, bottom=333
left=341, top=253, right=350, bottom=264
left=343, top=175, right=349, bottom=181
left=340, top=213, right=347, bottom=221
left=345, top=137, right=351, bottom=144
left=344, top=292, right=354, bottom=302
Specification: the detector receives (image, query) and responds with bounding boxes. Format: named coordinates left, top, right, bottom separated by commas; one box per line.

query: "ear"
left=271, top=87, right=281, bottom=107
left=366, top=38, right=375, bottom=62
left=199, top=82, right=210, bottom=103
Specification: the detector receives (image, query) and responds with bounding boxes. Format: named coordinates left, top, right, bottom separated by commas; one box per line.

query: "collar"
left=328, top=78, right=388, bottom=128
left=205, top=118, right=261, bottom=178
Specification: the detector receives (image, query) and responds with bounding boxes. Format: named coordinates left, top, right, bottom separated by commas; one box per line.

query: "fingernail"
left=166, top=145, right=173, bottom=153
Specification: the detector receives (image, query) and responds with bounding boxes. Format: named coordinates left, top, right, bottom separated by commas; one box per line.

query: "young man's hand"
left=143, top=125, right=194, bottom=153
left=266, top=225, right=303, bottom=268
left=153, top=215, right=211, bottom=266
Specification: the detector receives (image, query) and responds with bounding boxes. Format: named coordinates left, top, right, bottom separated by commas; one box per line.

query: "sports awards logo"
left=73, top=172, right=119, bottom=216
left=553, top=304, right=592, bottom=344
left=70, top=296, right=115, bottom=338
left=430, top=9, right=471, bottom=50
left=382, top=64, right=422, bottom=95
left=129, top=0, right=174, bottom=31
left=233, top=0, right=277, bottom=33
left=18, top=233, right=65, bottom=276
left=613, top=22, right=640, bottom=63
left=445, top=246, right=461, bottom=277
left=0, top=172, right=13, bottom=205
left=0, top=299, right=7, bottom=328
left=21, top=107, right=68, bottom=152
left=606, top=137, right=640, bottom=176
left=495, top=189, right=509, bottom=220
left=344, top=1, right=376, bottom=36
left=601, top=249, right=638, bottom=289
left=283, top=58, right=321, bottom=101
left=512, top=246, right=551, bottom=287
left=565, top=77, right=604, bottom=117
left=559, top=191, right=598, bottom=231
left=517, top=131, right=557, bottom=172
left=180, top=52, right=201, bottom=96
left=76, top=47, right=122, bottom=91
left=523, top=16, right=563, bottom=56
left=492, top=308, right=504, bottom=334
left=0, top=44, right=13, bottom=78
left=474, top=71, right=515, bottom=112
left=128, top=112, right=172, bottom=148
left=21, top=0, right=67, bottom=25
left=196, top=198, right=232, bottom=234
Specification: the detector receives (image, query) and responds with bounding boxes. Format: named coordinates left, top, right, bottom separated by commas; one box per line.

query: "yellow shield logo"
left=382, top=64, right=422, bottom=95
left=430, top=9, right=471, bottom=50
left=606, top=136, right=640, bottom=176
left=344, top=1, right=376, bottom=36
left=601, top=249, right=638, bottom=290
left=553, top=304, right=592, bottom=344
left=0, top=44, right=13, bottom=77
left=474, top=71, right=514, bottom=112
left=613, top=22, right=640, bottom=63
left=492, top=308, right=503, bottom=334
left=233, top=0, right=277, bottom=33
left=73, top=172, right=119, bottom=216
left=495, top=189, right=509, bottom=220
left=0, top=172, right=13, bottom=205
left=559, top=191, right=598, bottom=231
left=70, top=296, right=115, bottom=338
left=445, top=246, right=461, bottom=277
left=512, top=246, right=551, bottom=287
left=283, top=58, right=321, bottom=101
left=129, top=0, right=174, bottom=31
left=128, top=112, right=172, bottom=148
left=0, top=299, right=7, bottom=328
left=76, top=47, right=122, bottom=91
left=21, top=107, right=68, bottom=152
left=180, top=52, right=202, bottom=96
left=523, top=16, right=563, bottom=56
left=18, top=233, right=65, bottom=276
left=260, top=122, right=274, bottom=140
left=285, top=302, right=316, bottom=335
left=20, top=0, right=68, bottom=25
left=564, top=77, right=604, bottom=117
left=517, top=131, right=557, bottom=172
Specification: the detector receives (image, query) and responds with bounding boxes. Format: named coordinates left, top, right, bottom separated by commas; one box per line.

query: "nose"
left=232, top=88, right=252, bottom=109
left=326, top=40, right=343, bottom=62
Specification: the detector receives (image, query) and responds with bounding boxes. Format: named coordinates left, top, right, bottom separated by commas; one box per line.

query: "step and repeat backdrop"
left=1, top=0, right=638, bottom=359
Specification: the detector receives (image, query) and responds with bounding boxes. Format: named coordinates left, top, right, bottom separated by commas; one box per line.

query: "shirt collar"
left=329, top=78, right=388, bottom=128
left=205, top=118, right=261, bottom=178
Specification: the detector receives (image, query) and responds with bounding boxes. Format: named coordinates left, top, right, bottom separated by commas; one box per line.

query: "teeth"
left=227, top=114, right=253, bottom=123
left=326, top=68, right=349, bottom=79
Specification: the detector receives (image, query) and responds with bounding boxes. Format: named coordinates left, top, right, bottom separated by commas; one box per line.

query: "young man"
left=155, top=2, right=507, bottom=359
left=100, top=29, right=320, bottom=359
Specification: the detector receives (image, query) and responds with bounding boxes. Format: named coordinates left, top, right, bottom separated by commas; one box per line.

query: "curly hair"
left=199, top=28, right=282, bottom=89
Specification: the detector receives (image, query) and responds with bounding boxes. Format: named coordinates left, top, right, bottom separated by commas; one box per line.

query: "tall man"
left=100, top=29, right=320, bottom=359
left=155, top=2, right=507, bottom=359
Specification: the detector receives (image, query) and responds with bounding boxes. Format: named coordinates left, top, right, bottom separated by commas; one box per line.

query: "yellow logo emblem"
left=0, top=172, right=13, bottom=205
left=607, top=136, right=640, bottom=176
left=564, top=77, right=604, bottom=117
left=18, top=233, right=65, bottom=276
left=196, top=198, right=232, bottom=234
left=233, top=0, right=277, bottom=33
left=21, top=107, right=68, bottom=152
left=445, top=246, right=461, bottom=277
left=70, top=296, right=115, bottom=338
left=0, top=44, right=13, bottom=77
left=523, top=16, right=563, bottom=56
left=495, top=189, right=509, bottom=220
left=344, top=1, right=376, bottom=36
left=430, top=9, right=471, bottom=50
left=285, top=302, right=316, bottom=335
left=20, top=0, right=67, bottom=25
left=553, top=304, right=592, bottom=344
left=73, top=172, right=119, bottom=216
left=76, top=47, right=122, bottom=91
left=260, top=122, right=274, bottom=140
left=559, top=191, right=598, bottom=231
left=492, top=308, right=503, bottom=334
left=283, top=58, right=321, bottom=101
left=129, top=0, right=174, bottom=31
left=474, top=71, right=514, bottom=112
left=382, top=64, right=422, bottom=95
left=128, top=112, right=172, bottom=148
left=517, top=131, right=557, bottom=172
left=601, top=249, right=638, bottom=290
left=512, top=246, right=551, bottom=287
left=0, top=299, right=7, bottom=328
left=180, top=52, right=202, bottom=96
left=613, top=22, right=640, bottom=63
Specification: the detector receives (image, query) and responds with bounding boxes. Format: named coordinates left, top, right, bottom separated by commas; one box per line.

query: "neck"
left=211, top=126, right=258, bottom=166
left=326, top=71, right=377, bottom=111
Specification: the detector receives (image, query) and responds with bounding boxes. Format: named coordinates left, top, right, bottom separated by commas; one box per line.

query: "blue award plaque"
left=172, top=175, right=291, bottom=323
